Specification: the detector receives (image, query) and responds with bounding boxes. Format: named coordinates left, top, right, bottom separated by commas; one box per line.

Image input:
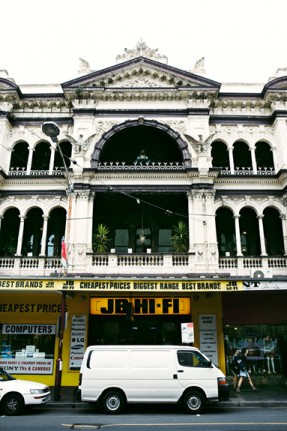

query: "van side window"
left=177, top=351, right=210, bottom=368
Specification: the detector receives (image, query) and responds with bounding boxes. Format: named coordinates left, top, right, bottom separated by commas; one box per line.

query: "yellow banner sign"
left=0, top=279, right=243, bottom=292
left=90, top=297, right=191, bottom=315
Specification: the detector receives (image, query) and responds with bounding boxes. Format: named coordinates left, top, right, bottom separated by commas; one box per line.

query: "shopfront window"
left=0, top=323, right=55, bottom=374
left=224, top=324, right=287, bottom=376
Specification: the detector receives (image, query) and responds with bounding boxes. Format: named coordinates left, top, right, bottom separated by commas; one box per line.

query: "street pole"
left=42, top=122, right=70, bottom=402
left=54, top=290, right=66, bottom=401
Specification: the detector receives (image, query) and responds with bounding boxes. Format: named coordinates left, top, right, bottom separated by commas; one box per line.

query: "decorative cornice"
left=65, top=88, right=217, bottom=104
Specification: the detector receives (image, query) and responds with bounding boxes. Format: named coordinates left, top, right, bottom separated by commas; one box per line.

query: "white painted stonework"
left=0, top=42, right=286, bottom=281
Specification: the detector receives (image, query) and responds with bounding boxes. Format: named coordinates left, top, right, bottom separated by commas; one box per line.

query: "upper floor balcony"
left=0, top=252, right=286, bottom=279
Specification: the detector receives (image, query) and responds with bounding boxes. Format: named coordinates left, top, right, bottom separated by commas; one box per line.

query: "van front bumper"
left=218, top=383, right=230, bottom=401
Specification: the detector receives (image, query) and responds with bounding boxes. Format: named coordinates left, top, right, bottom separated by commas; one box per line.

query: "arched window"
left=215, top=207, right=236, bottom=256
left=10, top=141, right=29, bottom=170
left=233, top=141, right=252, bottom=170
left=0, top=208, right=20, bottom=255
left=239, top=208, right=260, bottom=256
left=99, top=125, right=183, bottom=165
left=31, top=142, right=51, bottom=171
left=46, top=207, right=67, bottom=256
left=22, top=208, right=43, bottom=256
left=263, top=207, right=284, bottom=255
left=255, top=141, right=274, bottom=170
left=211, top=141, right=230, bottom=169
left=54, top=140, right=72, bottom=169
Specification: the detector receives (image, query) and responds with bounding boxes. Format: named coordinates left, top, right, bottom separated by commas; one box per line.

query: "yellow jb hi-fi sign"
left=90, top=297, right=191, bottom=316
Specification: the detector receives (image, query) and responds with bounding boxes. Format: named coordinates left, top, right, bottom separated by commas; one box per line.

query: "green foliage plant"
left=171, top=221, right=189, bottom=253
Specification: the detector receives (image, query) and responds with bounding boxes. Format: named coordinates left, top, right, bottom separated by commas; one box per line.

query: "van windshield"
left=177, top=351, right=211, bottom=368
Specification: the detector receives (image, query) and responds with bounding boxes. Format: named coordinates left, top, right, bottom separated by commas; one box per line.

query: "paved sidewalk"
left=45, top=384, right=287, bottom=409
left=227, top=384, right=287, bottom=407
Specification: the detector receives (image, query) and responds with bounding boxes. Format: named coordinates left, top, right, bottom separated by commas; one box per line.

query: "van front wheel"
left=102, top=390, right=125, bottom=414
left=181, top=390, right=204, bottom=414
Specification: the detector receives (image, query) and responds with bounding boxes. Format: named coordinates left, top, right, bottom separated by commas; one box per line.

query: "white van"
left=77, top=345, right=229, bottom=414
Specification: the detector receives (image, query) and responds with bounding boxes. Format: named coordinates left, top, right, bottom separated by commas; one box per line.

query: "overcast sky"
left=2, top=0, right=287, bottom=85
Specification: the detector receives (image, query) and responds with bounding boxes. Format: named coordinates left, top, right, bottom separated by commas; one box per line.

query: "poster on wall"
left=181, top=322, right=194, bottom=344
left=69, top=315, right=87, bottom=370
left=199, top=314, right=218, bottom=364
left=0, top=358, right=54, bottom=374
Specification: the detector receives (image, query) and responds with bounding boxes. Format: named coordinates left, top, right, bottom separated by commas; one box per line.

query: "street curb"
left=42, top=399, right=287, bottom=409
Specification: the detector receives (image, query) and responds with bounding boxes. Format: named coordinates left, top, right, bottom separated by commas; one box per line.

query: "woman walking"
left=230, top=349, right=241, bottom=390
left=236, top=348, right=258, bottom=392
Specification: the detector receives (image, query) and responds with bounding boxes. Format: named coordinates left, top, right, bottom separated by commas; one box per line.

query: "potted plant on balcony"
left=171, top=221, right=189, bottom=253
left=92, top=223, right=110, bottom=253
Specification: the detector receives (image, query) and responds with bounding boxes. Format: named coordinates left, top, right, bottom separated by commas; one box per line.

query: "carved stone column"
left=68, top=190, right=93, bottom=271
left=40, top=215, right=49, bottom=256
left=27, top=146, right=34, bottom=175
left=250, top=146, right=257, bottom=174
left=280, top=214, right=287, bottom=256
left=16, top=215, right=25, bottom=256
left=228, top=145, right=234, bottom=174
left=0, top=104, right=13, bottom=172
left=49, top=145, right=56, bottom=174
left=234, top=215, right=243, bottom=256
left=187, top=192, right=195, bottom=253
left=281, top=195, right=287, bottom=255
left=257, top=215, right=267, bottom=256
left=189, top=189, right=218, bottom=271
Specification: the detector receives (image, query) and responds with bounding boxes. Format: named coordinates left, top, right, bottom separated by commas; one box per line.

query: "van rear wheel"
left=181, top=390, right=204, bottom=414
left=102, top=390, right=125, bottom=414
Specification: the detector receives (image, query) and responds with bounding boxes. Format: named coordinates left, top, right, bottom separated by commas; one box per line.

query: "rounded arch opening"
left=10, top=141, right=29, bottom=170
left=233, top=141, right=252, bottom=170
left=91, top=119, right=191, bottom=167
left=32, top=142, right=51, bottom=171
left=263, top=207, right=284, bottom=256
left=255, top=141, right=274, bottom=170
left=22, top=207, right=44, bottom=256
left=216, top=207, right=235, bottom=256
left=0, top=207, right=20, bottom=255
left=239, top=207, right=260, bottom=256
left=211, top=140, right=230, bottom=169
left=54, top=140, right=72, bottom=169
left=47, top=207, right=67, bottom=256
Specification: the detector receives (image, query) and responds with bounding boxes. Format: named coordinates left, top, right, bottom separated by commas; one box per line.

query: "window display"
left=0, top=324, right=56, bottom=374
left=224, top=324, right=287, bottom=376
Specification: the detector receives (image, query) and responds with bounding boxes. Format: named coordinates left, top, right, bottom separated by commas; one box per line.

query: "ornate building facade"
left=0, top=42, right=286, bottom=388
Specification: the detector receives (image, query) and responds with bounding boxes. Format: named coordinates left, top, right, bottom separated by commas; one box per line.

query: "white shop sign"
left=0, top=358, right=54, bottom=374
left=199, top=314, right=218, bottom=364
left=69, top=315, right=87, bottom=369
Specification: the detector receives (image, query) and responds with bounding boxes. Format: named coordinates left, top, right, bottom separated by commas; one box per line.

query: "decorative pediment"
left=62, top=57, right=220, bottom=101
left=262, top=75, right=287, bottom=104
left=0, top=78, right=22, bottom=103
left=264, top=76, right=287, bottom=91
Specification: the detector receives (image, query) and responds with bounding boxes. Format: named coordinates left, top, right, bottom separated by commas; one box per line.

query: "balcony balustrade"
left=220, top=167, right=275, bottom=176
left=0, top=253, right=286, bottom=278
